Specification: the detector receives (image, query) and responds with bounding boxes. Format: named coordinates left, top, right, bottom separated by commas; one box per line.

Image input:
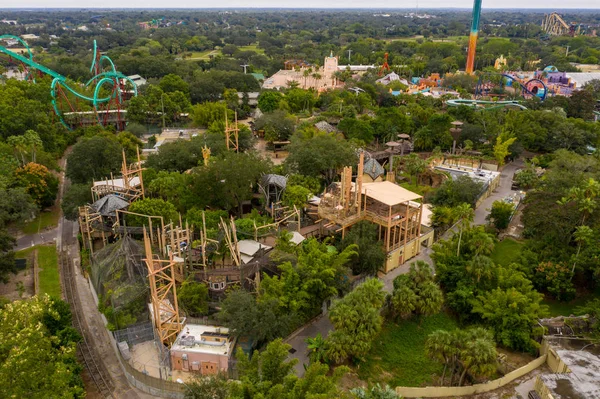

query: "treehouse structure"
left=318, top=153, right=434, bottom=273
left=91, top=148, right=145, bottom=202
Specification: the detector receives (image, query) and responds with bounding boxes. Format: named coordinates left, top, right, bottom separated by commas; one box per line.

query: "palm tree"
left=7, top=135, right=28, bottom=165
left=416, top=281, right=443, bottom=323
left=453, top=203, right=475, bottom=257
left=458, top=336, right=497, bottom=386
left=571, top=225, right=593, bottom=279
left=312, top=72, right=322, bottom=88
left=425, top=330, right=455, bottom=385
left=305, top=333, right=328, bottom=364
left=466, top=228, right=496, bottom=256
left=391, top=285, right=417, bottom=319
left=302, top=69, right=310, bottom=89
left=465, top=255, right=495, bottom=283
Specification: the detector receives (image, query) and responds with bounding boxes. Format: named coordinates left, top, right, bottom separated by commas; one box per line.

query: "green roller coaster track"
left=446, top=98, right=528, bottom=111
left=0, top=34, right=137, bottom=130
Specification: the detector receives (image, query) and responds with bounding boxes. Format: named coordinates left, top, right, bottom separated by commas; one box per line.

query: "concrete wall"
left=395, top=354, right=547, bottom=398
left=171, top=350, right=229, bottom=374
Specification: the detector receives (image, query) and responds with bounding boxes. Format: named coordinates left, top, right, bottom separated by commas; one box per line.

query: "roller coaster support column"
left=466, top=0, right=483, bottom=74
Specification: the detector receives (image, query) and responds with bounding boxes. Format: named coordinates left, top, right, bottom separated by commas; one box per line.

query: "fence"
left=395, top=354, right=547, bottom=398
left=116, top=348, right=186, bottom=399
left=113, top=321, right=155, bottom=347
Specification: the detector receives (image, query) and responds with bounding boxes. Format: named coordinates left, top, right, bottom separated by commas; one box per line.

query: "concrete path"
left=15, top=228, right=59, bottom=251
left=473, top=161, right=523, bottom=226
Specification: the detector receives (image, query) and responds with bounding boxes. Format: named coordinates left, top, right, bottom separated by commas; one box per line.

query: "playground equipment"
left=466, top=0, right=483, bottom=74
left=446, top=99, right=528, bottom=110
left=0, top=35, right=137, bottom=130
left=475, top=73, right=548, bottom=101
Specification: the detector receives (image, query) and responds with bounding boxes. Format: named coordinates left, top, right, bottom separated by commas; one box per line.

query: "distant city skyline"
left=3, top=0, right=600, bottom=10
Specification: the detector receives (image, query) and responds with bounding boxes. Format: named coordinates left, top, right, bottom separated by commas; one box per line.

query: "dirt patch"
left=498, top=348, right=537, bottom=370
left=0, top=251, right=35, bottom=301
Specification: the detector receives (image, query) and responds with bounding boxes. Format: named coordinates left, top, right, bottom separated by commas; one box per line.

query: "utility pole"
left=347, top=49, right=352, bottom=63
left=240, top=64, right=249, bottom=74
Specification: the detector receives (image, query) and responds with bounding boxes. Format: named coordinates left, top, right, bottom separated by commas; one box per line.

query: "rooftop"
left=361, top=181, right=422, bottom=206
left=171, top=324, right=232, bottom=356
left=541, top=339, right=600, bottom=399
left=93, top=176, right=141, bottom=189
left=237, top=239, right=272, bottom=264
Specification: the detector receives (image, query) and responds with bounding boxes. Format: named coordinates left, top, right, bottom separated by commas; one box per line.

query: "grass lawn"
left=490, top=238, right=524, bottom=267
left=237, top=44, right=264, bottom=54
left=542, top=286, right=600, bottom=317
left=358, top=312, right=458, bottom=387
left=35, top=245, right=61, bottom=297
left=20, top=210, right=60, bottom=235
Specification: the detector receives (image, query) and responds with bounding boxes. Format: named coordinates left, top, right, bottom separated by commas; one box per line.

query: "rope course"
left=0, top=35, right=137, bottom=130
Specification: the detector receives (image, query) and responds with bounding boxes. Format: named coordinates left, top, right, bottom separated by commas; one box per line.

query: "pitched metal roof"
left=91, top=194, right=130, bottom=217
left=363, top=158, right=385, bottom=180
left=261, top=174, right=288, bottom=189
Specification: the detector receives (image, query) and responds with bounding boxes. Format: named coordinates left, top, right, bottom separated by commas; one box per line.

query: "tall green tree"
left=325, top=278, right=386, bottom=364
left=0, top=295, right=84, bottom=398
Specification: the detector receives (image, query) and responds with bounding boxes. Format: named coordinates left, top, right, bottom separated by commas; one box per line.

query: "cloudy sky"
left=4, top=0, right=600, bottom=9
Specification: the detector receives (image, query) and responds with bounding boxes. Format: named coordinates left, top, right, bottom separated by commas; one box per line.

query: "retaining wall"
left=395, top=354, right=547, bottom=398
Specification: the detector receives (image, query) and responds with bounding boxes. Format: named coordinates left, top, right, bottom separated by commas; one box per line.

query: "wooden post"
left=356, top=152, right=364, bottom=215
left=403, top=201, right=410, bottom=253
left=386, top=206, right=392, bottom=252
left=416, top=202, right=423, bottom=254
left=137, top=146, right=145, bottom=199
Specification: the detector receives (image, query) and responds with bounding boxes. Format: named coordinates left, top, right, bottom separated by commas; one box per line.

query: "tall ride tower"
left=466, top=0, right=483, bottom=74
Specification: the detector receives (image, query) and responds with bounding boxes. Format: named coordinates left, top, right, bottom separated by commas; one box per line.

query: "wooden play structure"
left=318, top=152, right=434, bottom=273
left=224, top=112, right=239, bottom=153
left=91, top=147, right=145, bottom=202
left=143, top=228, right=185, bottom=346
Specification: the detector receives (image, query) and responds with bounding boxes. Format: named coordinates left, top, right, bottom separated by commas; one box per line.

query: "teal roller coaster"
left=0, top=35, right=137, bottom=130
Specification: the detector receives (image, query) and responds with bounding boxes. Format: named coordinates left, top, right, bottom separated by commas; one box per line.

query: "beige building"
left=170, top=325, right=233, bottom=375
left=262, top=54, right=339, bottom=91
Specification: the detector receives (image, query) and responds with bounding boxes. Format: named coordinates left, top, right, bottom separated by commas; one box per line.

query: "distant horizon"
left=2, top=6, right=600, bottom=10
left=2, top=2, right=600, bottom=11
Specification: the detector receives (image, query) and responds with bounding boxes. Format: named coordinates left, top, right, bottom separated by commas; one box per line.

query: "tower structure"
left=224, top=112, right=239, bottom=153
left=466, top=0, right=483, bottom=74
left=143, top=228, right=183, bottom=346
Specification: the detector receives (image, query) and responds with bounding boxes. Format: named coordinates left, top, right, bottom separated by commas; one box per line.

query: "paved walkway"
left=474, top=161, right=522, bottom=226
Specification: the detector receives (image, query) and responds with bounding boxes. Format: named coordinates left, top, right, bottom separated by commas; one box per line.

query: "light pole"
left=347, top=49, right=352, bottom=63
left=450, top=121, right=463, bottom=155
left=240, top=64, right=249, bottom=74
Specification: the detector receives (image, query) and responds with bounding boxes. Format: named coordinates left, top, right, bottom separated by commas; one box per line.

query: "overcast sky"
left=3, top=0, right=600, bottom=9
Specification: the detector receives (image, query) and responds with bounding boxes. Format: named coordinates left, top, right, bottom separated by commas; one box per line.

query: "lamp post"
left=450, top=121, right=463, bottom=155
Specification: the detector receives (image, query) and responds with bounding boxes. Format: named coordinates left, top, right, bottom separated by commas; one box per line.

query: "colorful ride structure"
left=465, top=0, right=483, bottom=74
left=0, top=34, right=137, bottom=131
left=475, top=73, right=548, bottom=101
left=446, top=98, right=528, bottom=111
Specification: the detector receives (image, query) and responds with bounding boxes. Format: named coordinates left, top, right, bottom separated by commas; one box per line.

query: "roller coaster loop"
left=0, top=34, right=137, bottom=130
left=476, top=73, right=548, bottom=102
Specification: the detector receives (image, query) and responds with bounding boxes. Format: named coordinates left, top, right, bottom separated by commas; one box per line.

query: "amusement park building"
left=262, top=54, right=374, bottom=91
